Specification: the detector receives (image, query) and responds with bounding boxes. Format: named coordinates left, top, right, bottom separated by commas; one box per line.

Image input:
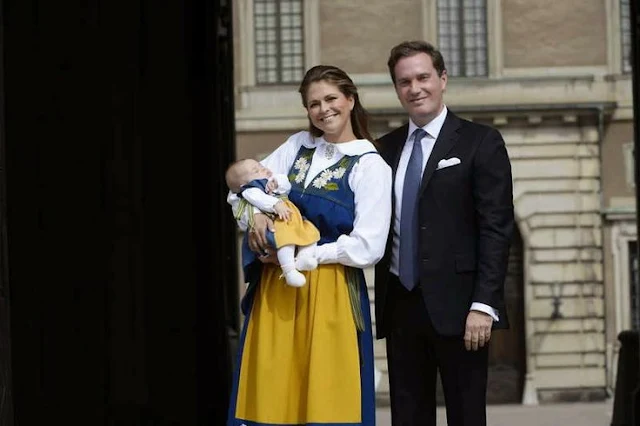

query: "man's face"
left=393, top=53, right=447, bottom=127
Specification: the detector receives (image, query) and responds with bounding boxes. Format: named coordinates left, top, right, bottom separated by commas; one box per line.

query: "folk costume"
left=227, top=131, right=392, bottom=426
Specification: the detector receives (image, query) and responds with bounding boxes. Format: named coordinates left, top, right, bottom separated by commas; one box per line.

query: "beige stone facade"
left=231, top=0, right=634, bottom=405
left=502, top=0, right=608, bottom=68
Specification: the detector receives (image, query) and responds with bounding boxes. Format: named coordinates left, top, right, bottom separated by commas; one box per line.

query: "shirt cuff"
left=315, top=243, right=338, bottom=264
left=272, top=175, right=291, bottom=192
left=470, top=302, right=499, bottom=322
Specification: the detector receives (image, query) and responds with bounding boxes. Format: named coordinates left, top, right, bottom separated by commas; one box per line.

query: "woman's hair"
left=298, top=65, right=374, bottom=143
left=387, top=40, right=446, bottom=84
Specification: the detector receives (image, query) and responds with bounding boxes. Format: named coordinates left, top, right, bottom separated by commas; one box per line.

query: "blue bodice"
left=287, top=146, right=364, bottom=245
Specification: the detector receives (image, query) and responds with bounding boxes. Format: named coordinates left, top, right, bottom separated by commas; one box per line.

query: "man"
left=374, top=40, right=514, bottom=426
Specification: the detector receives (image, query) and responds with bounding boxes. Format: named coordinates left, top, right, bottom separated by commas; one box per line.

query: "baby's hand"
left=266, top=179, right=279, bottom=194
left=273, top=201, right=292, bottom=222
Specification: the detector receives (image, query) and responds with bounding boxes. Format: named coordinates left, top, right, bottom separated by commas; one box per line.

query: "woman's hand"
left=257, top=247, right=279, bottom=264
left=249, top=214, right=279, bottom=264
left=248, top=213, right=275, bottom=254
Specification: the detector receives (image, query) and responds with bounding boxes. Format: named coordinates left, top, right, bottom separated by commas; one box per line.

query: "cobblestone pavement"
left=376, top=399, right=614, bottom=426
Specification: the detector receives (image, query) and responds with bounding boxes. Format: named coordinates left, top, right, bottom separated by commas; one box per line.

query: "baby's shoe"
left=295, top=255, right=318, bottom=271
left=284, top=270, right=306, bottom=287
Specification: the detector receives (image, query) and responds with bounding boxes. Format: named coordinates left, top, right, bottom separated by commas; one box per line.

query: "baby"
left=225, top=158, right=320, bottom=287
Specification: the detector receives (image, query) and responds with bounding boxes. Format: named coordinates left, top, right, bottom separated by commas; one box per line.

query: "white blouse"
left=228, top=131, right=392, bottom=269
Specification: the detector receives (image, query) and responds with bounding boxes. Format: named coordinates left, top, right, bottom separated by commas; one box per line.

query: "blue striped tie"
left=399, top=128, right=426, bottom=290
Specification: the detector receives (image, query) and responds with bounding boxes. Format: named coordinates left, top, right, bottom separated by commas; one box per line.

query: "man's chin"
left=409, top=110, right=435, bottom=126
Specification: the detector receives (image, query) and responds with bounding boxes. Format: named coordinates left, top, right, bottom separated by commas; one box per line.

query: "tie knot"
left=413, top=128, right=427, bottom=144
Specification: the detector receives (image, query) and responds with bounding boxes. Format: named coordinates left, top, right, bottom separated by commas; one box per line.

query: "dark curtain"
left=0, top=0, right=237, bottom=424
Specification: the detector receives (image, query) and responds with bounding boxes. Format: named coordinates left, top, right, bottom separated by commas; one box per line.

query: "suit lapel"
left=384, top=124, right=409, bottom=220
left=391, top=124, right=409, bottom=176
left=418, top=111, right=461, bottom=198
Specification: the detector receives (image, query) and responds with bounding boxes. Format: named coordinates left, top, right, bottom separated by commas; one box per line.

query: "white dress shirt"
left=390, top=106, right=499, bottom=321
left=227, top=130, right=392, bottom=269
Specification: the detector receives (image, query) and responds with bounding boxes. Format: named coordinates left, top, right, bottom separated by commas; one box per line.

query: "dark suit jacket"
left=374, top=110, right=514, bottom=338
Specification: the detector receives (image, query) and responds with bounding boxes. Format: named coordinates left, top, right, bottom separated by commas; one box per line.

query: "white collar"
left=407, top=105, right=448, bottom=140
left=301, top=133, right=378, bottom=156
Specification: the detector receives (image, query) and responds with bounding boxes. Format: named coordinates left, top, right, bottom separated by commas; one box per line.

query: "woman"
left=227, top=65, right=392, bottom=426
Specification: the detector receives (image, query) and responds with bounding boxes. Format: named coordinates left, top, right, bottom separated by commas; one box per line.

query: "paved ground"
left=375, top=399, right=614, bottom=426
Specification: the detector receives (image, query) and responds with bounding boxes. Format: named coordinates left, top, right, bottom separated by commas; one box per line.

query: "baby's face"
left=240, top=160, right=272, bottom=183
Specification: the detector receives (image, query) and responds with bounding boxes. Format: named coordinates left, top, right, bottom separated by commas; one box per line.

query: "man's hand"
left=464, top=310, right=493, bottom=351
left=248, top=213, right=275, bottom=254
left=273, top=201, right=292, bottom=222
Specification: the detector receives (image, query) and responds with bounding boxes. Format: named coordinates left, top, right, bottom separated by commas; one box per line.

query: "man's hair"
left=387, top=40, right=447, bottom=85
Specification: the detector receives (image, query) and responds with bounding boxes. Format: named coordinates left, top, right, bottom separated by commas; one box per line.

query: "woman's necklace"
left=324, top=143, right=336, bottom=160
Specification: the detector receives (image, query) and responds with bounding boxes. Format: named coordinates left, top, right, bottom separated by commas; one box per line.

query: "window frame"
left=621, top=0, right=632, bottom=74
left=253, top=0, right=306, bottom=85
left=436, top=0, right=489, bottom=78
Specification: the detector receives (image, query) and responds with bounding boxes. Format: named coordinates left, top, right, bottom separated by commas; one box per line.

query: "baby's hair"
left=226, top=158, right=250, bottom=172
left=225, top=158, right=253, bottom=193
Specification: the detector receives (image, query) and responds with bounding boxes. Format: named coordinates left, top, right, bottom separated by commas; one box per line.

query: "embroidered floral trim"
left=288, top=148, right=352, bottom=191
left=290, top=156, right=311, bottom=184
left=312, top=166, right=346, bottom=190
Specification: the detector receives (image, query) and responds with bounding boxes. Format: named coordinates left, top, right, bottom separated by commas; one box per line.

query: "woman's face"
left=305, top=80, right=355, bottom=143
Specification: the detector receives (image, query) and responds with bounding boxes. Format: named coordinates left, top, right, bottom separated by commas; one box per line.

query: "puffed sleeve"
left=315, top=153, right=392, bottom=268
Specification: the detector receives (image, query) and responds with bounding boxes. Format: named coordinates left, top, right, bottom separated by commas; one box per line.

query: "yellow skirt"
left=235, top=263, right=362, bottom=424
left=272, top=199, right=320, bottom=248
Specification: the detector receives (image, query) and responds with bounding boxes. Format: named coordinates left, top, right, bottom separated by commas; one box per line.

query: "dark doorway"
left=486, top=226, right=527, bottom=404
left=436, top=226, right=527, bottom=404
left=0, top=1, right=238, bottom=425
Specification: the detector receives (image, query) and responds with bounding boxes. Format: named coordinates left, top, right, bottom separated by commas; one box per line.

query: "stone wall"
left=505, top=117, right=606, bottom=401
left=502, top=0, right=607, bottom=68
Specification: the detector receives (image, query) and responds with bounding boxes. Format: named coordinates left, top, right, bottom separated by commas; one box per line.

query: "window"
left=254, top=0, right=304, bottom=84
left=623, top=142, right=635, bottom=188
left=437, top=0, right=488, bottom=77
left=621, top=0, right=632, bottom=74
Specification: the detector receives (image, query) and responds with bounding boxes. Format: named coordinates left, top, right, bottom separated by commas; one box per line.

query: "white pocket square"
left=436, top=157, right=461, bottom=170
